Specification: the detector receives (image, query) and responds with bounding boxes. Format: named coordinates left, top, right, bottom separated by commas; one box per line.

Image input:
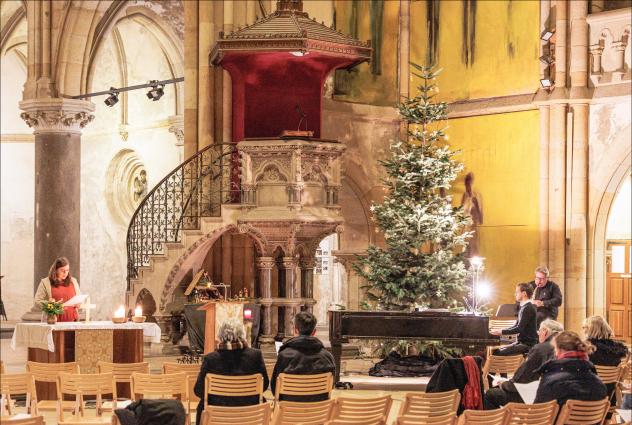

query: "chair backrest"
left=482, top=354, right=524, bottom=390
left=396, top=413, right=457, bottom=425
left=594, top=364, right=622, bottom=385
left=275, top=372, right=333, bottom=400
left=457, top=407, right=508, bottom=425
left=398, top=390, right=460, bottom=417
left=57, top=372, right=116, bottom=421
left=331, top=395, right=393, bottom=422
left=272, top=399, right=334, bottom=425
left=505, top=400, right=559, bottom=424
left=325, top=417, right=386, bottom=425
left=0, top=415, right=45, bottom=425
left=204, top=373, right=263, bottom=409
left=97, top=361, right=149, bottom=384
left=26, top=361, right=79, bottom=383
left=0, top=372, right=37, bottom=416
left=163, top=361, right=202, bottom=403
left=554, top=398, right=610, bottom=425
left=200, top=403, right=272, bottom=425
left=131, top=372, right=187, bottom=400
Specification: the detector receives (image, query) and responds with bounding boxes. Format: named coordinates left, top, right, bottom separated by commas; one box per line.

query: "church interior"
left=0, top=0, right=631, bottom=424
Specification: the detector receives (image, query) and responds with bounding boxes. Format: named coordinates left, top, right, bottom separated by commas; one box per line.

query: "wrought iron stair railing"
left=126, top=143, right=239, bottom=290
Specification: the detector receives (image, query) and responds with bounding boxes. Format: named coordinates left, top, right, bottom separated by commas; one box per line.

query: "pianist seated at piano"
left=490, top=283, right=538, bottom=356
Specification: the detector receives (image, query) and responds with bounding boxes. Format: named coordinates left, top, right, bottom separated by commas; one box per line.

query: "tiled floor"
left=1, top=337, right=427, bottom=424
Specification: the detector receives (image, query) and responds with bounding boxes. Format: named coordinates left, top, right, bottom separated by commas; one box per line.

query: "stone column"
left=611, top=42, right=627, bottom=81
left=300, top=257, right=316, bottom=313
left=19, top=98, right=95, bottom=291
left=256, top=256, right=275, bottom=343
left=554, top=0, right=568, bottom=86
left=566, top=0, right=589, bottom=332
left=539, top=105, right=550, bottom=266
left=168, top=115, right=184, bottom=163
left=282, top=256, right=298, bottom=337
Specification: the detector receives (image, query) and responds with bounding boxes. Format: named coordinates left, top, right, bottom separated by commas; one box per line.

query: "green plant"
left=354, top=64, right=471, bottom=311
left=371, top=339, right=461, bottom=360
left=41, top=300, right=64, bottom=316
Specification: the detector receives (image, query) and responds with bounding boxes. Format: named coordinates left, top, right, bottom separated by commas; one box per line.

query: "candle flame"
left=134, top=305, right=143, bottom=317
left=114, top=305, right=126, bottom=318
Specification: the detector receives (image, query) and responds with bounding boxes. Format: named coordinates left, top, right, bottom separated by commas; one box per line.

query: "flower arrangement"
left=41, top=299, right=64, bottom=316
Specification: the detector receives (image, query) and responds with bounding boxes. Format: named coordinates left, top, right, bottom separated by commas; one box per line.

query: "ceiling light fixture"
left=540, top=29, right=555, bottom=42
left=104, top=88, right=119, bottom=107
left=146, top=80, right=165, bottom=101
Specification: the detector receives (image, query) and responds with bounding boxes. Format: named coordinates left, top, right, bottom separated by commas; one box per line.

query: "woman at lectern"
left=33, top=257, right=81, bottom=322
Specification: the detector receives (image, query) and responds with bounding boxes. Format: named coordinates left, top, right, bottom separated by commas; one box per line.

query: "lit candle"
left=114, top=305, right=125, bottom=318
left=244, top=309, right=252, bottom=320
left=134, top=305, right=143, bottom=317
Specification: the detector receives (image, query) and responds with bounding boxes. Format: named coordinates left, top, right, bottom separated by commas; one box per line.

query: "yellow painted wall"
left=448, top=110, right=540, bottom=311
left=411, top=0, right=540, bottom=103
left=333, top=0, right=399, bottom=106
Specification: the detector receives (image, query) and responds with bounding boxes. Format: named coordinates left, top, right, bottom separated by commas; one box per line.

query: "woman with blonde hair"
left=534, top=331, right=607, bottom=405
left=582, top=316, right=628, bottom=366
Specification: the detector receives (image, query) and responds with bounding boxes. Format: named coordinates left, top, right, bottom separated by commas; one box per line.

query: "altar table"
left=11, top=321, right=161, bottom=399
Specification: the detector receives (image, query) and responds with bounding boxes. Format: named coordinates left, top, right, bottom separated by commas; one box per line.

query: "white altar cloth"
left=11, top=321, right=161, bottom=352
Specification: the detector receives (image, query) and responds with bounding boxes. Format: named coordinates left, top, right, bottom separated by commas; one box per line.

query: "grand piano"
left=328, top=310, right=500, bottom=382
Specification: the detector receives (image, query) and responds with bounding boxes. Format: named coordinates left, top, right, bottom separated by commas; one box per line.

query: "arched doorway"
left=605, top=174, right=631, bottom=342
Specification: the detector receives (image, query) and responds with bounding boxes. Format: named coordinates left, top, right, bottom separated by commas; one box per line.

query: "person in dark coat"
left=271, top=311, right=335, bottom=402
left=193, top=318, right=269, bottom=425
left=528, top=265, right=563, bottom=326
left=484, top=319, right=563, bottom=409
left=490, top=283, right=538, bottom=356
left=426, top=356, right=485, bottom=415
left=534, top=331, right=607, bottom=406
left=583, top=315, right=629, bottom=410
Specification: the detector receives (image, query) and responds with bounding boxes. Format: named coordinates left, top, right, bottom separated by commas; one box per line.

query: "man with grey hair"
left=529, top=265, right=563, bottom=326
left=484, top=319, right=564, bottom=409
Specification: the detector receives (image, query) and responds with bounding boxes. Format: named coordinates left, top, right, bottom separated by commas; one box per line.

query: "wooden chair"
left=56, top=372, right=116, bottom=424
left=130, top=372, right=189, bottom=423
left=0, top=416, right=45, bottom=425
left=398, top=390, right=460, bottom=417
left=271, top=399, right=334, bottom=425
left=595, top=364, right=624, bottom=418
left=26, top=361, right=79, bottom=412
left=324, top=417, right=386, bottom=425
left=274, top=372, right=333, bottom=401
left=456, top=407, right=509, bottom=425
left=0, top=373, right=37, bottom=416
left=162, top=361, right=201, bottom=414
left=96, top=361, right=149, bottom=409
left=204, top=373, right=264, bottom=410
left=482, top=352, right=524, bottom=391
left=554, top=398, right=610, bottom=425
left=200, top=403, right=272, bottom=425
left=330, top=395, right=393, bottom=422
left=1, top=360, right=5, bottom=374
left=395, top=413, right=457, bottom=425
left=505, top=400, right=559, bottom=424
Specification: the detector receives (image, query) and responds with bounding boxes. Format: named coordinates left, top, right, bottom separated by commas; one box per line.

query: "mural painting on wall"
left=333, top=0, right=397, bottom=106
left=460, top=172, right=483, bottom=257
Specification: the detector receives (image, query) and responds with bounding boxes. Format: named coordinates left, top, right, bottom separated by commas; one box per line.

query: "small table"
left=11, top=321, right=161, bottom=399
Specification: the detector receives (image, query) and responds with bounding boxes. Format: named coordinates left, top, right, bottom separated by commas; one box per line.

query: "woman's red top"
left=50, top=283, right=78, bottom=322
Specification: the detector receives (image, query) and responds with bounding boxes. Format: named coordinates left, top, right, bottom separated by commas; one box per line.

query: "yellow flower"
left=47, top=303, right=52, bottom=309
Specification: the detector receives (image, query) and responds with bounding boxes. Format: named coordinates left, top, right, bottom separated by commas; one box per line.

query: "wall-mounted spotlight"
left=540, top=29, right=555, bottom=42
left=146, top=80, right=165, bottom=101
left=540, top=78, right=553, bottom=89
left=539, top=55, right=555, bottom=66
left=104, top=88, right=119, bottom=107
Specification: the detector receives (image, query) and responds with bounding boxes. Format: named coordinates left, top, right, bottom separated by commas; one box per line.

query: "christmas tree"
left=355, top=65, right=472, bottom=311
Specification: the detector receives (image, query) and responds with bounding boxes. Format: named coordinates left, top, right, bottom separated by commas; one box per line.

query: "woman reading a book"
left=33, top=257, right=82, bottom=322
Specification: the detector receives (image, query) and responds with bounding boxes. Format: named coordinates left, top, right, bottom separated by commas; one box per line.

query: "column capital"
left=281, top=256, right=298, bottom=269
left=19, top=98, right=95, bottom=135
left=299, top=257, right=316, bottom=269
left=256, top=256, right=276, bottom=270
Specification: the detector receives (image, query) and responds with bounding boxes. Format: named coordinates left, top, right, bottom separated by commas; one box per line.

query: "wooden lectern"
left=196, top=301, right=248, bottom=354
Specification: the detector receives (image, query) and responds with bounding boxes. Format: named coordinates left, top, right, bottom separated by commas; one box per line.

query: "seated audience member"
left=534, top=331, right=607, bottom=405
left=490, top=283, right=538, bottom=356
left=583, top=315, right=629, bottom=410
left=484, top=319, right=563, bottom=409
left=271, top=311, right=336, bottom=401
left=193, top=319, right=269, bottom=425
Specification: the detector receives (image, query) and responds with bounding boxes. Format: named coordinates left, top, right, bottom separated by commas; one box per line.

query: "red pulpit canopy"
left=210, top=0, right=371, bottom=142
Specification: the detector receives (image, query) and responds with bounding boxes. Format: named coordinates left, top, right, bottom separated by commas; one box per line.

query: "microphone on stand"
left=295, top=104, right=307, bottom=131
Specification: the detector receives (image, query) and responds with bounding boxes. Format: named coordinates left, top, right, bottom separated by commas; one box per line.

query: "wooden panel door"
left=606, top=241, right=631, bottom=342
